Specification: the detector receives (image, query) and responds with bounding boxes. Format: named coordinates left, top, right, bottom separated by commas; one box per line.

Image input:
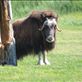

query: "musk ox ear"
left=41, top=12, right=46, bottom=19
left=56, top=14, right=58, bottom=21
left=53, top=12, right=58, bottom=21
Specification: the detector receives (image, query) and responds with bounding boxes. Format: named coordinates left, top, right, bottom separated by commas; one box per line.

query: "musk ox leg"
left=43, top=51, right=50, bottom=65
left=38, top=52, right=45, bottom=65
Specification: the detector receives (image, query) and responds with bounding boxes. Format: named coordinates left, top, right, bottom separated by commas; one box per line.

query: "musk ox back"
left=13, top=10, right=61, bottom=65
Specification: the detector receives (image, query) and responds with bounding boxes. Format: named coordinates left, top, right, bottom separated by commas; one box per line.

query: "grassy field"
left=0, top=1, right=82, bottom=82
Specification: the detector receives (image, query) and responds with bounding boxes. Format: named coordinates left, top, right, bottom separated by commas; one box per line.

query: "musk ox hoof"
left=38, top=61, right=45, bottom=65
left=44, top=60, right=50, bottom=65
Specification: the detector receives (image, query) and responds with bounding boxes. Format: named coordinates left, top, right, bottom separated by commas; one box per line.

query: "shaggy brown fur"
left=13, top=10, right=58, bottom=59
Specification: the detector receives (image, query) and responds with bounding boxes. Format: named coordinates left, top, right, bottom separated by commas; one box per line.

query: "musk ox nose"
left=46, top=35, right=54, bottom=43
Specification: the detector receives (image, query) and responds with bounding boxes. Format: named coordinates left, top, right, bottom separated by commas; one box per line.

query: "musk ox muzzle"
left=46, top=35, right=54, bottom=43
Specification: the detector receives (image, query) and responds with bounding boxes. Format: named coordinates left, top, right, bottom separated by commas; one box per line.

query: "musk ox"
left=13, top=10, right=61, bottom=65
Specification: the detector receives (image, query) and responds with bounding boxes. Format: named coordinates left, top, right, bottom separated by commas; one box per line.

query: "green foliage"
left=11, top=1, right=82, bottom=19
left=58, top=12, right=82, bottom=30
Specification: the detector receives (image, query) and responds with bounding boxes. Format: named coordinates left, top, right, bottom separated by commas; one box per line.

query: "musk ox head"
left=31, top=10, right=61, bottom=43
left=40, top=17, right=57, bottom=43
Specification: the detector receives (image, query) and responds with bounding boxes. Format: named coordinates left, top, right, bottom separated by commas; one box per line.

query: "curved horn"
left=56, top=25, right=62, bottom=32
left=38, top=18, right=48, bottom=31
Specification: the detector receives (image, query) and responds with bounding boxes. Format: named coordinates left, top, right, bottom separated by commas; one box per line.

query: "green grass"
left=0, top=12, right=82, bottom=82
left=0, top=1, right=82, bottom=82
left=11, top=1, right=82, bottom=20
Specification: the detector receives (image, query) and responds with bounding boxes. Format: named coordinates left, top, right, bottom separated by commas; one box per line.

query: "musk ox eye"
left=43, top=25, right=48, bottom=30
left=54, top=24, right=56, bottom=27
left=51, top=24, right=55, bottom=27
left=54, top=25, right=57, bottom=29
